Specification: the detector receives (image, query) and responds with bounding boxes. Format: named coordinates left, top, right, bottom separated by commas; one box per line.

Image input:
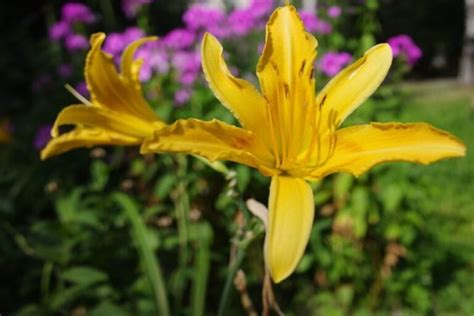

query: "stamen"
left=65, top=84, right=93, bottom=106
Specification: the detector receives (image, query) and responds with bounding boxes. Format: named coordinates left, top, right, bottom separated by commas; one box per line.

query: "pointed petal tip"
left=265, top=177, right=315, bottom=284
left=366, top=43, right=393, bottom=61
left=90, top=32, right=106, bottom=46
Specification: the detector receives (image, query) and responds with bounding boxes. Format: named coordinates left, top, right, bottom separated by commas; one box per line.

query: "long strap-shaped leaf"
left=113, top=193, right=170, bottom=316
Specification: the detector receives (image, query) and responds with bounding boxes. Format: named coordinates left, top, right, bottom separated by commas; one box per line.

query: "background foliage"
left=1, top=0, right=472, bottom=315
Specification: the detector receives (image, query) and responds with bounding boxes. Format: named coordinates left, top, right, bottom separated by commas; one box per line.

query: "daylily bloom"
left=141, top=5, right=466, bottom=282
left=41, top=33, right=165, bottom=160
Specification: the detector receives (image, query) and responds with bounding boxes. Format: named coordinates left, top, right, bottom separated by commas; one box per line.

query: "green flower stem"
left=217, top=245, right=247, bottom=316
left=172, top=181, right=190, bottom=311
left=113, top=193, right=170, bottom=316
left=190, top=223, right=213, bottom=316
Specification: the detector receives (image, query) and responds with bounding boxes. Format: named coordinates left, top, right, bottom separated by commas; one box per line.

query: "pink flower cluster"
left=388, top=34, right=422, bottom=66
left=183, top=0, right=273, bottom=39
left=299, top=10, right=332, bottom=34
left=49, top=2, right=96, bottom=52
left=319, top=52, right=353, bottom=76
left=122, top=0, right=152, bottom=18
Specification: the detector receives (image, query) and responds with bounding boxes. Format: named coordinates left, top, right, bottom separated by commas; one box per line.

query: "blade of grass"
left=190, top=223, right=213, bottom=316
left=113, top=193, right=170, bottom=316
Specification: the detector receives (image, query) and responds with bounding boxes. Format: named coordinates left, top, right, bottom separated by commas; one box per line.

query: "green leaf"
left=62, top=266, right=108, bottom=286
left=153, top=173, right=177, bottom=199
left=333, top=173, right=353, bottom=205
left=113, top=193, right=170, bottom=316
left=236, top=165, right=251, bottom=192
left=91, top=302, right=131, bottom=316
left=381, top=184, right=404, bottom=213
left=90, top=160, right=110, bottom=191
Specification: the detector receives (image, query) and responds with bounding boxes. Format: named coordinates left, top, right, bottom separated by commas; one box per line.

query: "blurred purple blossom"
left=33, top=125, right=52, bottom=150
left=248, top=0, right=273, bottom=19
left=179, top=71, right=199, bottom=86
left=61, top=3, right=95, bottom=24
left=319, top=52, right=353, bottom=76
left=103, top=27, right=167, bottom=81
left=75, top=81, right=89, bottom=97
left=135, top=43, right=169, bottom=81
left=327, top=5, right=342, bottom=18
left=122, top=0, right=152, bottom=18
left=57, top=64, right=73, bottom=78
left=174, top=89, right=191, bottom=106
left=49, top=21, right=71, bottom=41
left=172, top=51, right=201, bottom=74
left=183, top=5, right=226, bottom=33
left=299, top=11, right=332, bottom=34
left=162, top=28, right=196, bottom=50
left=64, top=34, right=88, bottom=52
left=388, top=34, right=422, bottom=66
left=229, top=9, right=256, bottom=36
left=104, top=27, right=145, bottom=55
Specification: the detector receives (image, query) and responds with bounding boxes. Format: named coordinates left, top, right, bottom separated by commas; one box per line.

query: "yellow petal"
left=256, top=5, right=318, bottom=163
left=316, top=44, right=392, bottom=131
left=308, top=123, right=466, bottom=179
left=201, top=33, right=268, bottom=132
left=41, top=127, right=139, bottom=160
left=141, top=118, right=269, bottom=170
left=265, top=176, right=314, bottom=283
left=85, top=33, right=162, bottom=123
left=51, top=105, right=156, bottom=138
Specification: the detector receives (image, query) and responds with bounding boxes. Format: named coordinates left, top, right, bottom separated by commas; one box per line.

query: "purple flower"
left=75, top=81, right=89, bottom=97
left=174, top=89, right=191, bottom=106
left=172, top=51, right=201, bottom=74
left=103, top=27, right=145, bottom=57
left=183, top=5, right=226, bottom=32
left=124, top=26, right=145, bottom=42
left=327, top=6, right=342, bottom=18
left=388, top=34, right=422, bottom=66
left=299, top=11, right=332, bottom=34
left=64, top=34, right=88, bottom=51
left=319, top=52, right=353, bottom=76
left=122, top=0, right=152, bottom=18
left=61, top=3, right=95, bottom=24
left=248, top=0, right=273, bottom=19
left=228, top=9, right=256, bottom=36
left=162, top=28, right=196, bottom=49
left=103, top=32, right=127, bottom=55
left=57, top=63, right=73, bottom=78
left=49, top=21, right=71, bottom=41
left=135, top=43, right=169, bottom=81
left=33, top=125, right=52, bottom=150
left=179, top=71, right=199, bottom=86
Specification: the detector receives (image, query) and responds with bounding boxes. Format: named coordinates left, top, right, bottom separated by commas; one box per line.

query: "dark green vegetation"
left=0, top=0, right=472, bottom=314
left=1, top=80, right=472, bottom=315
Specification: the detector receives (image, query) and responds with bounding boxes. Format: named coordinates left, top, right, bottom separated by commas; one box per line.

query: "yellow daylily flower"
left=142, top=5, right=466, bottom=282
left=41, top=32, right=165, bottom=160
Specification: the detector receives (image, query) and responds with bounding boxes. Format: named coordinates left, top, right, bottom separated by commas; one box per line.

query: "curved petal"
left=265, top=176, right=314, bottom=283
left=141, top=118, right=273, bottom=171
left=308, top=122, right=466, bottom=180
left=316, top=44, right=392, bottom=131
left=41, top=127, right=139, bottom=160
left=51, top=105, right=157, bottom=139
left=85, top=33, right=160, bottom=122
left=201, top=33, right=268, bottom=133
left=256, top=5, right=318, bottom=163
